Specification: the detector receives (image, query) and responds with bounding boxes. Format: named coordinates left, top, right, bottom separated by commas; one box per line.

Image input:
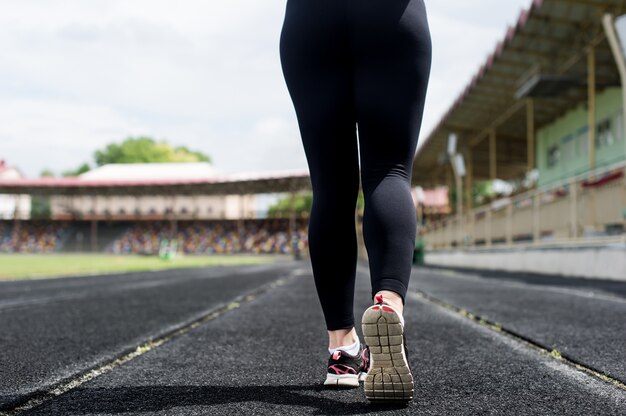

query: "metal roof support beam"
left=90, top=219, right=98, bottom=253
left=527, top=98, right=535, bottom=173
left=558, top=31, right=606, bottom=76
left=489, top=129, right=497, bottom=181
left=469, top=99, right=527, bottom=148
left=588, top=44, right=597, bottom=171
left=602, top=13, right=626, bottom=167
left=464, top=148, right=473, bottom=211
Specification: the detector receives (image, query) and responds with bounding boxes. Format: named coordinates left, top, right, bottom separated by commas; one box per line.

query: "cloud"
left=0, top=0, right=532, bottom=177
left=0, top=98, right=148, bottom=175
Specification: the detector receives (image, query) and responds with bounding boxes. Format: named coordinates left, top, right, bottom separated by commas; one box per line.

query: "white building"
left=0, top=160, right=31, bottom=219
left=50, top=163, right=258, bottom=220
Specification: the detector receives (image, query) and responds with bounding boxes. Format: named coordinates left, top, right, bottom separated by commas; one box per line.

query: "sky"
left=0, top=0, right=530, bottom=178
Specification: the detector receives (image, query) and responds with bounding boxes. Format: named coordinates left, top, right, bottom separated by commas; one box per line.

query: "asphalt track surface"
left=1, top=258, right=625, bottom=415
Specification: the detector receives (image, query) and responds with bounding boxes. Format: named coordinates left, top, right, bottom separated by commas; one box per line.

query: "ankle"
left=375, top=290, right=404, bottom=316
left=327, top=327, right=359, bottom=350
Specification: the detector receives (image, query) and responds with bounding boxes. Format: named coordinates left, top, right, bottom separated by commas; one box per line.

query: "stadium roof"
left=412, top=0, right=626, bottom=187
left=0, top=169, right=312, bottom=196
left=78, top=162, right=216, bottom=180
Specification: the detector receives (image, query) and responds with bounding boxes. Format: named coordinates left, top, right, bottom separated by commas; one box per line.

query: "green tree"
left=268, top=190, right=365, bottom=218
left=449, top=180, right=493, bottom=213
left=30, top=196, right=51, bottom=219
left=39, top=168, right=55, bottom=177
left=267, top=192, right=313, bottom=218
left=62, top=163, right=91, bottom=177
left=472, top=181, right=493, bottom=206
left=94, top=137, right=211, bottom=166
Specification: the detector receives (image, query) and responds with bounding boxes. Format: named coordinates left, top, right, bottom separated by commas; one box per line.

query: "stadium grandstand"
left=0, top=146, right=449, bottom=260
left=0, top=164, right=314, bottom=256
left=5, top=0, right=623, bottom=280
left=412, top=0, right=626, bottom=280
left=0, top=159, right=446, bottom=258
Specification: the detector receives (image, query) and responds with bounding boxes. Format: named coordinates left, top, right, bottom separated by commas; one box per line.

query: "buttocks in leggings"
left=279, top=0, right=432, bottom=330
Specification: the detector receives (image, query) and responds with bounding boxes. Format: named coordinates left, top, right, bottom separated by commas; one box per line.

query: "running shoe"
left=361, top=294, right=414, bottom=402
left=324, top=343, right=370, bottom=387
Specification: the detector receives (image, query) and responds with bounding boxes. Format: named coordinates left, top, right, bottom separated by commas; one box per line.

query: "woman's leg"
left=352, top=0, right=432, bottom=306
left=280, top=0, right=361, bottom=338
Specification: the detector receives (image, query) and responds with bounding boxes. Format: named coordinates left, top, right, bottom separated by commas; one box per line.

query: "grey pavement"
left=0, top=261, right=298, bottom=411
left=1, top=259, right=625, bottom=415
left=413, top=267, right=626, bottom=381
left=0, top=260, right=622, bottom=415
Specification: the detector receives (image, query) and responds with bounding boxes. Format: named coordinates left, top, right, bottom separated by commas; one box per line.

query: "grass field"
left=0, top=253, right=280, bottom=281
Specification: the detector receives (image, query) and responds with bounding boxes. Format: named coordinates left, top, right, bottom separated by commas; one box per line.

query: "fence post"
left=569, top=178, right=579, bottom=239
left=486, top=207, right=492, bottom=247
left=533, top=193, right=541, bottom=244
left=467, top=210, right=475, bottom=247
left=506, top=201, right=513, bottom=245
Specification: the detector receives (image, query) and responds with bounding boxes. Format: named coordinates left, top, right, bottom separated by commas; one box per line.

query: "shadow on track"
left=11, top=385, right=410, bottom=415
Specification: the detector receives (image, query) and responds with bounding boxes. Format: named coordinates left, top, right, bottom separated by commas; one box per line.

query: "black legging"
left=280, top=0, right=431, bottom=330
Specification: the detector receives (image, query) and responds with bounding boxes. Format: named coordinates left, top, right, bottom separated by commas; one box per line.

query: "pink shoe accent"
left=332, top=350, right=341, bottom=360
left=329, top=364, right=357, bottom=375
left=375, top=294, right=384, bottom=304
left=382, top=306, right=395, bottom=313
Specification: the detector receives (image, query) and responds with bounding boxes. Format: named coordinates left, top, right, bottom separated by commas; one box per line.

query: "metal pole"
left=486, top=208, right=492, bottom=247
left=527, top=98, right=535, bottom=173
left=602, top=14, right=626, bottom=163
left=455, top=173, right=463, bottom=246
left=588, top=45, right=597, bottom=172
left=569, top=178, right=579, bottom=239
left=489, top=129, right=497, bottom=181
left=533, top=193, right=541, bottom=244
left=588, top=45, right=597, bottom=231
left=506, top=201, right=513, bottom=245
left=91, top=219, right=98, bottom=252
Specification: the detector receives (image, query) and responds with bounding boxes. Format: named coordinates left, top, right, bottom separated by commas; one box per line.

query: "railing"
left=424, top=161, right=626, bottom=250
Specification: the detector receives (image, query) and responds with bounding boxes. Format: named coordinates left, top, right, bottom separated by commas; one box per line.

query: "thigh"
left=351, top=0, right=432, bottom=181
left=280, top=0, right=360, bottom=186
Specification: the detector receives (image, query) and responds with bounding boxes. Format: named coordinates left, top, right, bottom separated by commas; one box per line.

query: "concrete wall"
left=425, top=244, right=626, bottom=281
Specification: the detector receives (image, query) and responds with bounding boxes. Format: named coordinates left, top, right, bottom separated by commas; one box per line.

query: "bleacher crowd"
left=0, top=219, right=309, bottom=255
left=110, top=219, right=308, bottom=255
left=0, top=221, right=69, bottom=253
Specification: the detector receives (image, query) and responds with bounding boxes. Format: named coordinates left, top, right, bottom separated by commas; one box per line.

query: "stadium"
left=1, top=0, right=626, bottom=414
left=1, top=2, right=625, bottom=278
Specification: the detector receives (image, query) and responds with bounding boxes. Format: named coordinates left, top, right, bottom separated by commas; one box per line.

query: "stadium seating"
left=0, top=219, right=309, bottom=255
left=0, top=221, right=69, bottom=253
left=109, top=219, right=309, bottom=255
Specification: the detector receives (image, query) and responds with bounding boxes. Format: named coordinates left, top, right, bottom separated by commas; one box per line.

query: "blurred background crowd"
left=0, top=219, right=308, bottom=255
left=0, top=221, right=69, bottom=253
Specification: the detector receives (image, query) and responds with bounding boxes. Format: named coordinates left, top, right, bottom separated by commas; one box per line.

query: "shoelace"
left=373, top=294, right=405, bottom=327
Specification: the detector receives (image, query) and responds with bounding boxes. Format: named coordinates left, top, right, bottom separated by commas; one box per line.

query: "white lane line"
left=420, top=268, right=626, bottom=305
left=407, top=290, right=626, bottom=395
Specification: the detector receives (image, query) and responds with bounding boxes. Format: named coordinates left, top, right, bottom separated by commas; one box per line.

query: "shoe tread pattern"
left=362, top=307, right=414, bottom=402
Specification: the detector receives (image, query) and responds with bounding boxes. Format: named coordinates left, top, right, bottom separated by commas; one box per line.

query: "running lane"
left=0, top=259, right=301, bottom=410
left=412, top=267, right=626, bottom=382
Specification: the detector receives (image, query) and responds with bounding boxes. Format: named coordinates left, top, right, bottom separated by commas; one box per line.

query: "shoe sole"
left=362, top=306, right=414, bottom=402
left=324, top=373, right=360, bottom=388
